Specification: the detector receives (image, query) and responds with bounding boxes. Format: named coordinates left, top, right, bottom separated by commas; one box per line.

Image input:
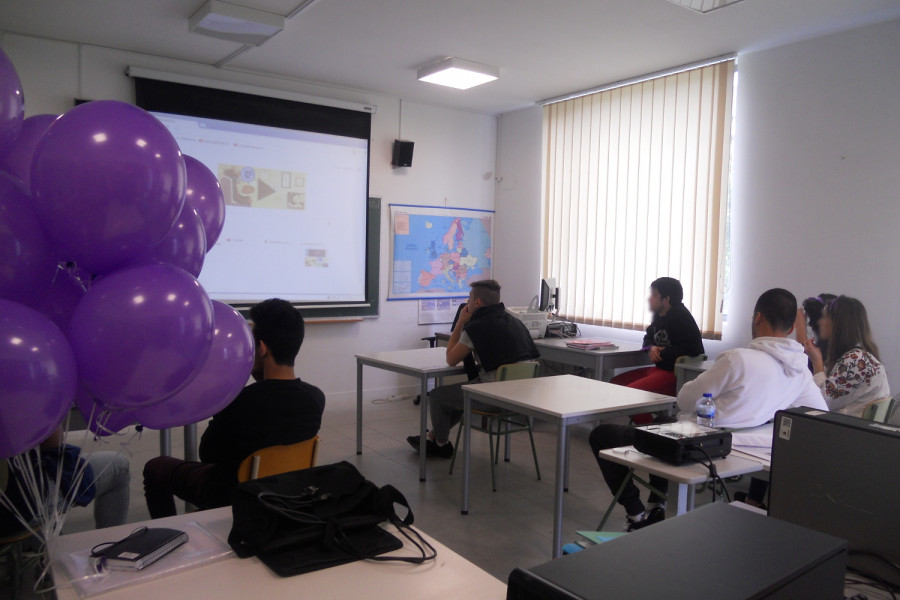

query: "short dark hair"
left=248, top=298, right=305, bottom=366
left=754, top=288, right=797, bottom=333
left=651, top=277, right=684, bottom=305
left=470, top=279, right=501, bottom=305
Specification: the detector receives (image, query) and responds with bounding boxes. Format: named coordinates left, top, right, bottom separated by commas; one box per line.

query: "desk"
left=356, top=348, right=467, bottom=482
left=597, top=446, right=766, bottom=517
left=51, top=507, right=505, bottom=600
left=460, top=375, right=675, bottom=558
left=534, top=338, right=650, bottom=381
left=674, top=359, right=715, bottom=391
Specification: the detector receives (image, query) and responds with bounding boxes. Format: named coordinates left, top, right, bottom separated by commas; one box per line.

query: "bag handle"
left=361, top=484, right=436, bottom=564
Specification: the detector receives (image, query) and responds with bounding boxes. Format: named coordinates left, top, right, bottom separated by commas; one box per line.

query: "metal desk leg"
left=356, top=361, right=363, bottom=455
left=563, top=426, right=570, bottom=492
left=159, top=429, right=171, bottom=457
left=461, top=391, right=472, bottom=515
left=670, top=482, right=693, bottom=516
left=183, top=423, right=198, bottom=462
left=552, top=419, right=567, bottom=558
left=419, top=376, right=429, bottom=482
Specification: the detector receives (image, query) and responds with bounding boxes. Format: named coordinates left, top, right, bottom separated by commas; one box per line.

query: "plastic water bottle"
left=696, top=393, right=716, bottom=427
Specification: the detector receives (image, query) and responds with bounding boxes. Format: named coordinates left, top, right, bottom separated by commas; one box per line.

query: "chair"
left=0, top=460, right=38, bottom=600
left=861, top=397, right=894, bottom=424
left=449, top=362, right=541, bottom=491
left=674, top=354, right=709, bottom=394
left=236, top=436, right=320, bottom=482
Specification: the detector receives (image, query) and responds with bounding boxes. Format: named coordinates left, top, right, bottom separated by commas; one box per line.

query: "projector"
left=633, top=421, right=731, bottom=465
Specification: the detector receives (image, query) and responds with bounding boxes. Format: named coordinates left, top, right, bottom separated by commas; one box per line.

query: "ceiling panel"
left=1, top=0, right=899, bottom=114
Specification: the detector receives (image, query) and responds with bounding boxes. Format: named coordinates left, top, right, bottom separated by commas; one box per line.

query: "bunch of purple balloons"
left=0, top=48, right=255, bottom=458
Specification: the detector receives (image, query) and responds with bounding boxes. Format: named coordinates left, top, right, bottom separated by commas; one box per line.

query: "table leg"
left=461, top=391, right=472, bottom=515
left=552, top=420, right=567, bottom=559
left=419, top=376, right=429, bottom=482
left=671, top=482, right=691, bottom=515
left=183, top=423, right=198, bottom=462
left=159, top=429, right=171, bottom=457
left=356, top=361, right=363, bottom=455
left=563, top=427, right=570, bottom=492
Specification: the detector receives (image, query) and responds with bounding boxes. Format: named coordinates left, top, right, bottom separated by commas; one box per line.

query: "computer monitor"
left=768, top=407, right=900, bottom=588
left=539, top=277, right=559, bottom=312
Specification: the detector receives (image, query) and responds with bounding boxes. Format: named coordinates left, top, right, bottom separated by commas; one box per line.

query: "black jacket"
left=642, top=303, right=704, bottom=372
left=463, top=303, right=540, bottom=373
left=199, top=378, right=326, bottom=486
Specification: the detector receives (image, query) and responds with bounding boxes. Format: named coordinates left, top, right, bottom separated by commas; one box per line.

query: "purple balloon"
left=0, top=172, right=59, bottom=304
left=131, top=203, right=206, bottom=277
left=68, top=263, right=214, bottom=410
left=74, top=387, right=137, bottom=437
left=0, top=300, right=77, bottom=458
left=0, top=49, right=24, bottom=161
left=137, top=301, right=254, bottom=430
left=33, top=265, right=86, bottom=331
left=183, top=155, right=225, bottom=250
left=31, top=100, right=186, bottom=274
left=0, top=114, right=57, bottom=189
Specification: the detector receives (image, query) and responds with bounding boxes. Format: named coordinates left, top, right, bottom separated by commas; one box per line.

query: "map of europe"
left=390, top=208, right=493, bottom=298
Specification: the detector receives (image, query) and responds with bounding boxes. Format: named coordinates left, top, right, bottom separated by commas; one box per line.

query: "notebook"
left=564, top=339, right=619, bottom=351
left=91, top=527, right=188, bottom=571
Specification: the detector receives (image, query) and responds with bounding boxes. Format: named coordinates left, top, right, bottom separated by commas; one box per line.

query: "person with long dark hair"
left=803, top=295, right=890, bottom=417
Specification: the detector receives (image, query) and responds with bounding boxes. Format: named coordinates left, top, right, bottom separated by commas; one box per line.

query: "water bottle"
left=696, top=393, right=716, bottom=427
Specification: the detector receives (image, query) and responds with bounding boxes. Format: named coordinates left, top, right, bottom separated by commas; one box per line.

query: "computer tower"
left=769, top=407, right=900, bottom=588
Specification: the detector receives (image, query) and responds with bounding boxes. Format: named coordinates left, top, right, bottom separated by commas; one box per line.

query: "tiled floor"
left=9, top=393, right=748, bottom=597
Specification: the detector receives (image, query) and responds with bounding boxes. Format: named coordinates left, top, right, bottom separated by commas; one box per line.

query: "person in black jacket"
left=407, top=280, right=540, bottom=458
left=143, top=299, right=325, bottom=518
left=588, top=277, right=703, bottom=531
left=610, top=277, right=704, bottom=397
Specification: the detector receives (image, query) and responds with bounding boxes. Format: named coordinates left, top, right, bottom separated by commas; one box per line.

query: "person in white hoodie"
left=677, top=288, right=828, bottom=428
left=678, top=288, right=829, bottom=510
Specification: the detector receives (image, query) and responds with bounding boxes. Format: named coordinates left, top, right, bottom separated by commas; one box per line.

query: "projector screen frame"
left=129, top=76, right=379, bottom=319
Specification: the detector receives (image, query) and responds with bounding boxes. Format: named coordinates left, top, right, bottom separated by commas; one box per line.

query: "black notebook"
left=91, top=527, right=188, bottom=571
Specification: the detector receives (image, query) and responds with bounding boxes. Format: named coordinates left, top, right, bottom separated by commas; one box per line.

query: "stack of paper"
left=565, top=339, right=619, bottom=350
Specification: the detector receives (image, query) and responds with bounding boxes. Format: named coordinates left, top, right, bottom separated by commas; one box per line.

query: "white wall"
left=495, top=18, right=900, bottom=391
left=0, top=32, right=498, bottom=407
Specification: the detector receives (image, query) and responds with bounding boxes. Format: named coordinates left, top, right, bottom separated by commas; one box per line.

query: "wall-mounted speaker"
left=392, top=139, right=414, bottom=168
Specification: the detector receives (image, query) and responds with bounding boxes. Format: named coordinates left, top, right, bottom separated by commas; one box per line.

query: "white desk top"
left=52, top=507, right=505, bottom=600
left=462, top=375, right=674, bottom=420
left=598, top=446, right=766, bottom=484
left=356, top=347, right=468, bottom=376
left=535, top=338, right=646, bottom=354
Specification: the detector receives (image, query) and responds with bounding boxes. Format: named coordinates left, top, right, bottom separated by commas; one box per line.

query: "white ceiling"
left=1, top=0, right=899, bottom=115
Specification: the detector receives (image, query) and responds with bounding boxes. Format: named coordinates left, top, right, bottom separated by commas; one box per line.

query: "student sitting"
left=143, top=299, right=325, bottom=518
left=610, top=277, right=704, bottom=399
left=0, top=428, right=130, bottom=535
left=590, top=288, right=827, bottom=531
left=407, top=280, right=540, bottom=458
left=794, top=293, right=836, bottom=372
left=802, top=295, right=890, bottom=418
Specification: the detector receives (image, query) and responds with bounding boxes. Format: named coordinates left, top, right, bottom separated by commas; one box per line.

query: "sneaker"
left=625, top=506, right=665, bottom=532
left=406, top=436, right=454, bottom=459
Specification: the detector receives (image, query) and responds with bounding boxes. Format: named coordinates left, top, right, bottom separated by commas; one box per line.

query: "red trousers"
left=610, top=366, right=677, bottom=425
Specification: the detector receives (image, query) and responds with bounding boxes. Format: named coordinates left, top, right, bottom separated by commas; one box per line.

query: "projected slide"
left=153, top=112, right=368, bottom=304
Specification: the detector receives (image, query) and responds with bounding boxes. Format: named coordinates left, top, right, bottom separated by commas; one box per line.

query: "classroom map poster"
left=389, top=204, right=494, bottom=300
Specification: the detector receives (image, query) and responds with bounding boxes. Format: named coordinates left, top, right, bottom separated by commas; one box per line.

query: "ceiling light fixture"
left=417, top=57, right=499, bottom=90
left=665, top=0, right=747, bottom=14
left=189, top=0, right=285, bottom=46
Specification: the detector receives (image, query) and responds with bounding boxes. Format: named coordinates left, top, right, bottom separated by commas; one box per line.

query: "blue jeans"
left=86, top=451, right=131, bottom=528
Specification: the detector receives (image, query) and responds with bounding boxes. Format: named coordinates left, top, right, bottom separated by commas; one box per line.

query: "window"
left=542, top=58, right=735, bottom=339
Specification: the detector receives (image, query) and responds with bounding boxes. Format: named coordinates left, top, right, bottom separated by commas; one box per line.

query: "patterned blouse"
left=813, top=347, right=891, bottom=417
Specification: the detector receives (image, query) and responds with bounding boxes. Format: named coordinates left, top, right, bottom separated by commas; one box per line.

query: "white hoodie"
left=677, top=337, right=829, bottom=429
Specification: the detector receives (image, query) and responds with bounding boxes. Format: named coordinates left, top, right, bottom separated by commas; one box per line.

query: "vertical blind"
left=542, top=59, right=735, bottom=339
